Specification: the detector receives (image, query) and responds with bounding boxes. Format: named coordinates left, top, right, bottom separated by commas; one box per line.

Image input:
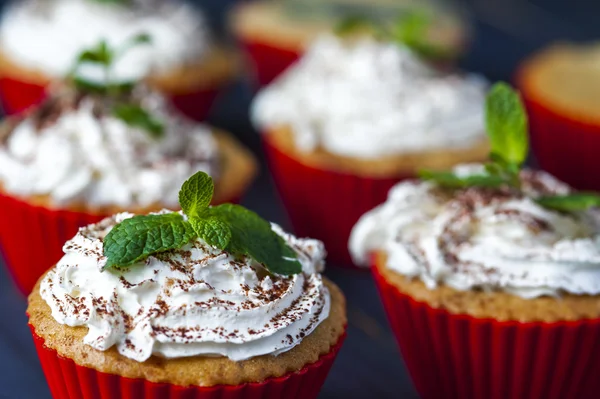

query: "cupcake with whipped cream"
left=230, top=0, right=469, bottom=86
left=27, top=171, right=347, bottom=399
left=350, top=83, right=600, bottom=398
left=0, top=59, right=257, bottom=294
left=252, top=34, right=488, bottom=266
left=0, top=0, right=237, bottom=119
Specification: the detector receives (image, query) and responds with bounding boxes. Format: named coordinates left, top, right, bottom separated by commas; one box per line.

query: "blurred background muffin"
left=230, top=0, right=470, bottom=87
left=517, top=42, right=600, bottom=191
left=252, top=32, right=488, bottom=267
left=0, top=0, right=238, bottom=119
left=0, top=49, right=257, bottom=293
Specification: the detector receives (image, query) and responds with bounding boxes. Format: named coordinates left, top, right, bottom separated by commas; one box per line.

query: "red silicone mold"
left=0, top=192, right=105, bottom=295
left=372, top=264, right=600, bottom=399
left=519, top=85, right=600, bottom=191
left=240, top=39, right=300, bottom=87
left=0, top=75, right=222, bottom=120
left=29, top=327, right=346, bottom=399
left=0, top=76, right=47, bottom=115
left=263, top=135, right=409, bottom=267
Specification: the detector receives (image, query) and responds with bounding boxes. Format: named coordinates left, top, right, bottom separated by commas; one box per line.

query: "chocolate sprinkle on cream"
left=351, top=164, right=600, bottom=299
left=40, top=212, right=330, bottom=362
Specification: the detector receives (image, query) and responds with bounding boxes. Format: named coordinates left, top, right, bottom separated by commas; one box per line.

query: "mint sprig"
left=536, top=194, right=600, bottom=212
left=69, top=34, right=163, bottom=139
left=103, top=172, right=302, bottom=275
left=420, top=82, right=526, bottom=190
left=335, top=10, right=454, bottom=61
left=112, top=104, right=164, bottom=139
left=103, top=213, right=195, bottom=269
left=419, top=82, right=600, bottom=212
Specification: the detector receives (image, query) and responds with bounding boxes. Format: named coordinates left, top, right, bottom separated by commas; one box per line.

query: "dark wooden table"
left=2, top=0, right=600, bottom=397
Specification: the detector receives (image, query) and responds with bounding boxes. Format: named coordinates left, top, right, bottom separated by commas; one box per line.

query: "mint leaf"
left=206, top=204, right=301, bottom=276
left=178, top=171, right=214, bottom=218
left=102, top=171, right=302, bottom=275
left=536, top=193, right=600, bottom=212
left=419, top=170, right=506, bottom=189
left=72, top=77, right=135, bottom=95
left=112, top=104, right=164, bottom=139
left=392, top=10, right=453, bottom=61
left=118, top=33, right=152, bottom=57
left=103, top=213, right=195, bottom=269
left=335, top=15, right=371, bottom=35
left=76, top=40, right=113, bottom=67
left=486, top=82, right=528, bottom=168
left=190, top=217, right=231, bottom=250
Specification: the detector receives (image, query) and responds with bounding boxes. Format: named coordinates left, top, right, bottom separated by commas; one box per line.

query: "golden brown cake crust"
left=265, top=125, right=489, bottom=177
left=0, top=46, right=238, bottom=94
left=375, top=251, right=600, bottom=323
left=518, top=43, right=600, bottom=124
left=0, top=128, right=257, bottom=214
left=229, top=1, right=466, bottom=54
left=27, top=273, right=346, bottom=387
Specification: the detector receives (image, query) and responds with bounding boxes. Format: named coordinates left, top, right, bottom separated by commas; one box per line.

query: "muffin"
left=517, top=42, right=600, bottom=191
left=0, top=0, right=237, bottom=119
left=230, top=0, right=470, bottom=86
left=27, top=172, right=347, bottom=399
left=0, top=84, right=257, bottom=294
left=251, top=34, right=489, bottom=266
left=349, top=83, right=600, bottom=398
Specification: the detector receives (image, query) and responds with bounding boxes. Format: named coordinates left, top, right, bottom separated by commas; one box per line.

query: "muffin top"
left=0, top=85, right=219, bottom=209
left=350, top=83, right=600, bottom=299
left=0, top=0, right=209, bottom=81
left=350, top=165, right=600, bottom=298
left=39, top=172, right=331, bottom=362
left=251, top=35, right=486, bottom=159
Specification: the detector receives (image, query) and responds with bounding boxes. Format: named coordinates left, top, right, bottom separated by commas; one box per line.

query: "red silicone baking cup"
left=263, top=135, right=410, bottom=267
left=372, top=264, right=600, bottom=399
left=0, top=76, right=48, bottom=115
left=0, top=75, right=222, bottom=120
left=518, top=78, right=600, bottom=191
left=0, top=192, right=243, bottom=295
left=29, top=327, right=346, bottom=399
left=239, top=39, right=300, bottom=87
left=0, top=192, right=105, bottom=295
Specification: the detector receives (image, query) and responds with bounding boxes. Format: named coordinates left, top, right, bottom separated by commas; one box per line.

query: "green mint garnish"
left=103, top=213, right=195, bottom=269
left=485, top=82, right=528, bottom=172
left=103, top=172, right=302, bottom=275
left=69, top=34, right=163, bottom=139
left=419, top=82, right=600, bottom=212
left=418, top=170, right=505, bottom=189
left=112, top=104, right=164, bottom=139
left=178, top=171, right=214, bottom=219
left=335, top=10, right=454, bottom=61
left=420, top=82, right=527, bottom=190
left=535, top=194, right=600, bottom=212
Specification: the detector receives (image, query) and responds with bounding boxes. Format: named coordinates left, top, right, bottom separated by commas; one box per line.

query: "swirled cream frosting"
left=350, top=165, right=600, bottom=298
left=252, top=35, right=487, bottom=158
left=0, top=0, right=209, bottom=82
left=0, top=86, right=219, bottom=208
left=40, top=212, right=331, bottom=362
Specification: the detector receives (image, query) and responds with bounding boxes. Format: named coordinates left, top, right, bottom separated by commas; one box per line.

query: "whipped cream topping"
left=350, top=164, right=600, bottom=298
left=0, top=0, right=209, bottom=82
left=252, top=35, right=486, bottom=158
left=40, top=212, right=330, bottom=362
left=0, top=87, right=219, bottom=208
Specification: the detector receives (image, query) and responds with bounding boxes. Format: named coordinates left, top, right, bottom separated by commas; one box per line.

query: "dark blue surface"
left=2, top=0, right=600, bottom=398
